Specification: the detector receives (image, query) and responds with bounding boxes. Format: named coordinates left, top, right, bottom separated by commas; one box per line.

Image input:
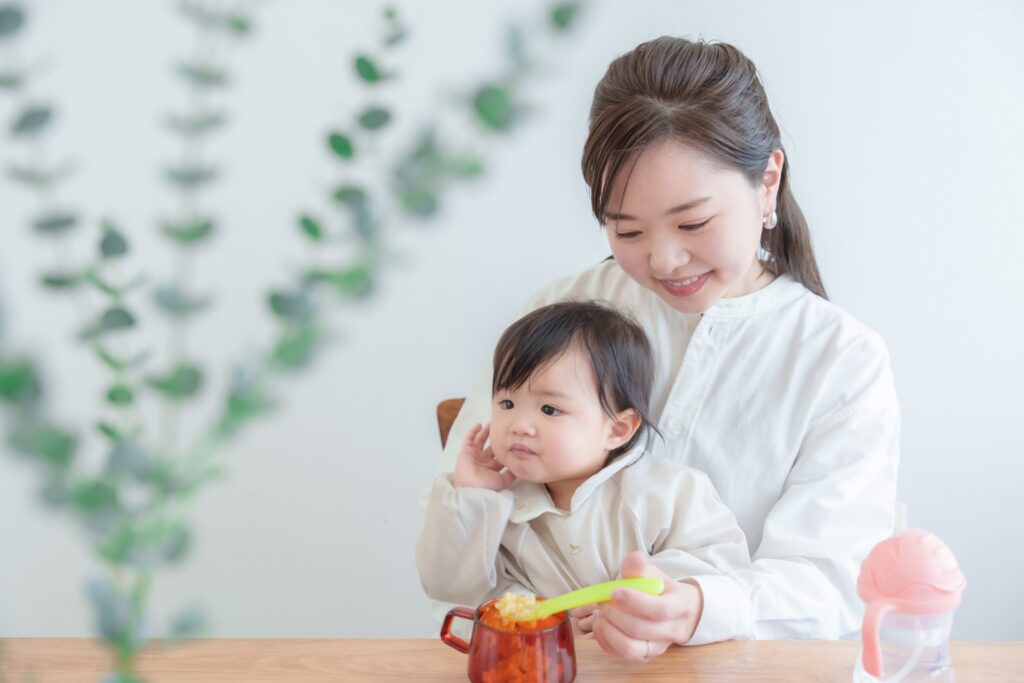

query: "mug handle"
left=441, top=606, right=475, bottom=654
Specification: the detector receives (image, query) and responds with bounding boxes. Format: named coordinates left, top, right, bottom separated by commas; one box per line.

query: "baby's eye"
left=541, top=405, right=560, bottom=416
left=498, top=399, right=514, bottom=410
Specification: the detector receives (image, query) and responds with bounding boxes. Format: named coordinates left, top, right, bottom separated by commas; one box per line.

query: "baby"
left=416, top=300, right=749, bottom=609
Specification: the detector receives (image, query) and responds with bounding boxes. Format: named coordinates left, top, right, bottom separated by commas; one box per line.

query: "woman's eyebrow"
left=605, top=196, right=711, bottom=221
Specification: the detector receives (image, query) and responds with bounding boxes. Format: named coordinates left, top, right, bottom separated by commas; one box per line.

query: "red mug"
left=440, top=598, right=576, bottom=683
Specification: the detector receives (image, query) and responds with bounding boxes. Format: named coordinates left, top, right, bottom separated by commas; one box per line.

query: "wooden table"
left=1, top=638, right=1020, bottom=682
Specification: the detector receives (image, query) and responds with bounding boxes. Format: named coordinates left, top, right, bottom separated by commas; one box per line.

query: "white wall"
left=1, top=0, right=1021, bottom=641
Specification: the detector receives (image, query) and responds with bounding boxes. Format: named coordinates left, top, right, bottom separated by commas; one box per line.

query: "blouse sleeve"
left=687, top=331, right=901, bottom=644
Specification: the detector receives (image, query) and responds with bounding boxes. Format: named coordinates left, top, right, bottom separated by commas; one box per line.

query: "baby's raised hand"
left=453, top=423, right=517, bottom=491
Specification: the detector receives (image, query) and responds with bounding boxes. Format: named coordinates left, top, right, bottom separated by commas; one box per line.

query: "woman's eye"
left=678, top=218, right=711, bottom=232
left=614, top=231, right=641, bottom=240
left=499, top=399, right=514, bottom=409
left=541, top=405, right=560, bottom=416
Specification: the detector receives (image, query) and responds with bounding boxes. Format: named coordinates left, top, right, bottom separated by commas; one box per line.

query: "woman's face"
left=603, top=139, right=783, bottom=315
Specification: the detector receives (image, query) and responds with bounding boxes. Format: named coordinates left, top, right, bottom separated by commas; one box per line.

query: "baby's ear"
left=606, top=408, right=641, bottom=450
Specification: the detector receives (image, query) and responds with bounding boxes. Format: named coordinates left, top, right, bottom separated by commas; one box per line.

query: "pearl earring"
left=761, top=210, right=778, bottom=230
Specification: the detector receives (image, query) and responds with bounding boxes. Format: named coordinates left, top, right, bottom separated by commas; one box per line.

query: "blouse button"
left=667, top=419, right=683, bottom=436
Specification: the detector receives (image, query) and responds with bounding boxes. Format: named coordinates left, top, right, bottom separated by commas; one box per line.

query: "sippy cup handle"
left=861, top=600, right=895, bottom=678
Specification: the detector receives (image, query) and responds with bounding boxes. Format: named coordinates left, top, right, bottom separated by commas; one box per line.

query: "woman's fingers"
left=592, top=608, right=668, bottom=662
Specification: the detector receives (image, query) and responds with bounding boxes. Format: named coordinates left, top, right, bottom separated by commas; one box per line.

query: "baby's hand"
left=453, top=423, right=517, bottom=491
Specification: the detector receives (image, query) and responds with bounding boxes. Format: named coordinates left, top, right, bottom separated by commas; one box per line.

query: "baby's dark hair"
left=491, top=300, right=657, bottom=464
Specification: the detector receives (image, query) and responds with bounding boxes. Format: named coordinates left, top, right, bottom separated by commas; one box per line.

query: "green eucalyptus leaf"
left=267, top=289, right=314, bottom=321
left=80, top=307, right=136, bottom=341
left=153, top=285, right=211, bottom=317
left=40, top=271, right=82, bottom=289
left=165, top=110, right=226, bottom=137
left=128, top=520, right=191, bottom=566
left=165, top=164, right=218, bottom=190
left=161, top=218, right=214, bottom=244
left=327, top=132, right=355, bottom=160
left=73, top=480, right=120, bottom=513
left=272, top=324, right=318, bottom=368
left=176, top=61, right=228, bottom=88
left=179, top=1, right=251, bottom=37
left=0, top=359, right=40, bottom=405
left=354, top=54, right=386, bottom=83
left=332, top=184, right=367, bottom=206
left=8, top=422, right=75, bottom=467
left=0, top=70, right=24, bottom=89
left=220, top=385, right=274, bottom=434
left=357, top=107, right=391, bottom=130
left=106, top=384, right=134, bottom=406
left=444, top=155, right=485, bottom=178
left=33, top=212, right=78, bottom=235
left=550, top=2, right=581, bottom=31
left=299, top=214, right=324, bottom=242
left=473, top=85, right=513, bottom=130
left=8, top=162, right=74, bottom=188
left=10, top=104, right=51, bottom=136
left=399, top=186, right=439, bottom=218
left=104, top=442, right=152, bottom=481
left=308, top=263, right=374, bottom=297
left=96, top=346, right=151, bottom=373
left=96, top=421, right=124, bottom=442
left=100, top=221, right=129, bottom=258
left=0, top=5, right=26, bottom=38
left=147, top=364, right=202, bottom=400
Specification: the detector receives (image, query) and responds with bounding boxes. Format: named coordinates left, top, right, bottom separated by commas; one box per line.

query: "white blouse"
left=432, top=259, right=900, bottom=644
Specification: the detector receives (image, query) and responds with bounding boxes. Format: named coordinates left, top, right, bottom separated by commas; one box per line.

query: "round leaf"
left=100, top=222, right=129, bottom=258
left=33, top=212, right=78, bottom=235
left=0, top=359, right=40, bottom=405
left=8, top=423, right=75, bottom=467
left=357, top=107, right=391, bottom=130
left=327, top=132, right=355, bottom=159
left=299, top=214, right=324, bottom=242
left=147, top=364, right=203, bottom=400
left=11, top=105, right=52, bottom=136
left=106, top=385, right=134, bottom=406
left=0, top=5, right=26, bottom=38
left=332, top=185, right=367, bottom=206
left=473, top=86, right=513, bottom=130
left=354, top=55, right=383, bottom=83
left=550, top=2, right=581, bottom=31
left=161, top=218, right=214, bottom=245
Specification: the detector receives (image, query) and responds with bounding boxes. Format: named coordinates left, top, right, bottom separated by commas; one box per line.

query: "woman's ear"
left=605, top=408, right=641, bottom=451
left=760, top=148, right=785, bottom=211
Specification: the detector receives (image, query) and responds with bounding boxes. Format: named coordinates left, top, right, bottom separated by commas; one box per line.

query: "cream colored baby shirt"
left=430, top=259, right=900, bottom=644
left=416, top=448, right=750, bottom=610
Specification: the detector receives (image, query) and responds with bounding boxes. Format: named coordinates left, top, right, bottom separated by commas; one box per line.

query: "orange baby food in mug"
left=441, top=597, right=576, bottom=683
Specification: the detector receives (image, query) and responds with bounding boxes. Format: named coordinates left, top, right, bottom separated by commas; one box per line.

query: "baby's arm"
left=416, top=425, right=522, bottom=606
left=415, top=472, right=521, bottom=606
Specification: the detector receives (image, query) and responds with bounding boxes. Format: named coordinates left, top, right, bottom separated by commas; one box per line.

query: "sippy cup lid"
left=857, top=528, right=966, bottom=614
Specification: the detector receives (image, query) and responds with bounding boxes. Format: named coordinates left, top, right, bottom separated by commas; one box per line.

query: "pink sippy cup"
left=855, top=528, right=966, bottom=682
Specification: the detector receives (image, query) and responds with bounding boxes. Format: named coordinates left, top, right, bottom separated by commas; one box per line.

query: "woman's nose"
left=649, top=233, right=691, bottom=276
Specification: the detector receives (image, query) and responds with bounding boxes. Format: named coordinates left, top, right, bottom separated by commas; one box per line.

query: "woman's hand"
left=581, top=551, right=705, bottom=661
left=453, top=423, right=516, bottom=491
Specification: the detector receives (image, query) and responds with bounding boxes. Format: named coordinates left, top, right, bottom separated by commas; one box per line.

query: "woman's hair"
left=582, top=36, right=828, bottom=299
left=492, top=300, right=657, bottom=464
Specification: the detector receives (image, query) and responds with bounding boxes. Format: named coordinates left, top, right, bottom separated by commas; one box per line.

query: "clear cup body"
left=854, top=612, right=954, bottom=683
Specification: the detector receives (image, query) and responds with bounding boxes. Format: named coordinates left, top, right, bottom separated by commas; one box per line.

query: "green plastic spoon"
left=506, top=577, right=665, bottom=622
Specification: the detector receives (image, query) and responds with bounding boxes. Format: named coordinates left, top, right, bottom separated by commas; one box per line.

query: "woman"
left=434, top=36, right=899, bottom=661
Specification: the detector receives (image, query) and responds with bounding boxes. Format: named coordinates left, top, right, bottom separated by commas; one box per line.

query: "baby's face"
left=490, top=346, right=619, bottom=492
